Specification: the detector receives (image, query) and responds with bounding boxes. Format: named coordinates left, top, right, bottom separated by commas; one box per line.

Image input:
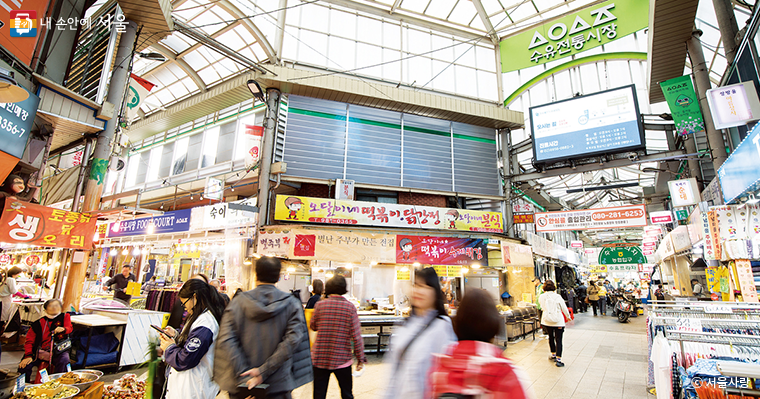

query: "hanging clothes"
left=651, top=333, right=673, bottom=399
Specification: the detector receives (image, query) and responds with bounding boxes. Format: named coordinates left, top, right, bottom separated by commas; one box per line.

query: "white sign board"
left=335, top=179, right=355, bottom=200
left=204, top=177, right=224, bottom=201
left=706, top=81, right=760, bottom=129
left=650, top=210, right=674, bottom=225
left=668, top=178, right=701, bottom=207
left=534, top=204, right=647, bottom=232
left=512, top=203, right=535, bottom=214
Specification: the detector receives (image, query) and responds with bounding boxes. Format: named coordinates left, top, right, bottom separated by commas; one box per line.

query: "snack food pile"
left=103, top=374, right=146, bottom=399
left=57, top=372, right=92, bottom=385
left=17, top=380, right=77, bottom=399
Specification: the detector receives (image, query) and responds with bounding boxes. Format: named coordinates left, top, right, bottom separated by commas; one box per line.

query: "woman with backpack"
left=384, top=267, right=456, bottom=399
left=538, top=280, right=571, bottom=368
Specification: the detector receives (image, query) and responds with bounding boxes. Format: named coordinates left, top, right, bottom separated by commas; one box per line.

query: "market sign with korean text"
left=590, top=265, right=608, bottom=273
left=283, top=228, right=396, bottom=263
left=189, top=199, right=257, bottom=231
left=512, top=203, right=535, bottom=214
left=0, top=198, right=97, bottom=249
left=501, top=241, right=534, bottom=267
left=396, top=235, right=487, bottom=266
left=718, top=121, right=760, bottom=204
left=706, top=81, right=760, bottom=129
left=668, top=178, right=701, bottom=207
left=0, top=88, right=40, bottom=159
left=606, top=264, right=640, bottom=272
left=534, top=204, right=647, bottom=232
left=499, top=0, right=649, bottom=73
left=258, top=229, right=291, bottom=257
left=432, top=264, right=465, bottom=277
left=513, top=213, right=534, bottom=224
left=659, top=76, right=705, bottom=136
left=598, top=245, right=646, bottom=265
left=274, top=195, right=503, bottom=232
left=0, top=253, right=9, bottom=264
left=649, top=210, right=674, bottom=225
left=570, top=240, right=583, bottom=248
left=107, top=209, right=191, bottom=238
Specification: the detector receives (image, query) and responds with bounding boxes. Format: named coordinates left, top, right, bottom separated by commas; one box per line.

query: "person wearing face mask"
left=159, top=279, right=226, bottom=399
left=18, top=299, right=72, bottom=382
left=383, top=267, right=456, bottom=399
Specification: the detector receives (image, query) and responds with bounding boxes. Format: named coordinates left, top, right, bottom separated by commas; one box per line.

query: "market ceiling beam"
left=511, top=150, right=687, bottom=183
left=216, top=0, right=277, bottom=64
left=125, top=64, right=523, bottom=142
left=149, top=43, right=208, bottom=93
left=471, top=0, right=500, bottom=45
left=318, top=0, right=484, bottom=41
left=646, top=0, right=701, bottom=103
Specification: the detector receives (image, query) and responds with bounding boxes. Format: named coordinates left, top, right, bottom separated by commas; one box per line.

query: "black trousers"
left=590, top=299, right=599, bottom=315
left=545, top=326, right=564, bottom=358
left=313, top=366, right=353, bottom=399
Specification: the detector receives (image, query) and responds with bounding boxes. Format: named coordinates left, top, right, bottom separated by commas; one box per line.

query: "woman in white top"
left=538, top=280, right=571, bottom=368
left=1, top=267, right=25, bottom=324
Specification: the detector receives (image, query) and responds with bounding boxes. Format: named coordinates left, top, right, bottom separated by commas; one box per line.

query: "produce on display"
left=20, top=380, right=78, bottom=399
left=103, top=374, right=146, bottom=399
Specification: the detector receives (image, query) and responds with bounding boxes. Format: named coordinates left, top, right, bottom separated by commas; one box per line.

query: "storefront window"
left=201, top=126, right=219, bottom=168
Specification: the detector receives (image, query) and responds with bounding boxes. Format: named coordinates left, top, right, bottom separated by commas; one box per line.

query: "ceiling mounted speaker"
left=0, top=73, right=28, bottom=103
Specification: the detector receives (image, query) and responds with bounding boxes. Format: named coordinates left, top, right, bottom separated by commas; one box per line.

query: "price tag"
left=676, top=318, right=702, bottom=332
left=15, top=374, right=24, bottom=393
left=39, top=369, right=49, bottom=383
left=703, top=304, right=732, bottom=314
left=66, top=363, right=72, bottom=372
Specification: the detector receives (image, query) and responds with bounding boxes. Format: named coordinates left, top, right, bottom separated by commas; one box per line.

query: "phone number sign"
left=534, top=204, right=647, bottom=232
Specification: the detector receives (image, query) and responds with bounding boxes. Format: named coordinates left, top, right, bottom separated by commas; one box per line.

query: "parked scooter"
left=611, top=290, right=636, bottom=322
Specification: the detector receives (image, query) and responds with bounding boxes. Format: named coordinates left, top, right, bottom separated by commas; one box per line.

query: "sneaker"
left=549, top=355, right=556, bottom=360
left=555, top=360, right=565, bottom=367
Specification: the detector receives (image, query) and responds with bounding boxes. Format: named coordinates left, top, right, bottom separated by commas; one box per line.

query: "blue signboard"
left=530, top=85, right=645, bottom=164
left=107, top=209, right=191, bottom=238
left=0, top=87, right=40, bottom=159
left=718, top=122, right=760, bottom=204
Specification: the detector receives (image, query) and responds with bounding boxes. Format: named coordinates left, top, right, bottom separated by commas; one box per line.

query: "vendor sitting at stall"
left=18, top=299, right=73, bottom=382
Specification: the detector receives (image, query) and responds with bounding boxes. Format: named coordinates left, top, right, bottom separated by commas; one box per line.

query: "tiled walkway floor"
left=293, top=308, right=651, bottom=399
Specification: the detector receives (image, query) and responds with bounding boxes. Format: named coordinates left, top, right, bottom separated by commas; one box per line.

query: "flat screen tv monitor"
left=530, top=84, right=645, bottom=165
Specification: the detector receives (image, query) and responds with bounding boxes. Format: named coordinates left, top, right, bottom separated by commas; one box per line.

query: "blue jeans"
left=599, top=298, right=606, bottom=315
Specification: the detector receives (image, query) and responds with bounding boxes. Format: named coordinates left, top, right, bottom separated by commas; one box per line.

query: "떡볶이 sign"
left=0, top=198, right=97, bottom=249
left=499, top=0, right=649, bottom=73
left=534, top=204, right=647, bottom=232
left=396, top=235, right=488, bottom=266
left=274, top=195, right=503, bottom=232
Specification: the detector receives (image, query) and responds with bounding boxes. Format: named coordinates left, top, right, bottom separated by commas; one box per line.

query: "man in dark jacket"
left=214, top=257, right=312, bottom=399
left=105, top=265, right=136, bottom=303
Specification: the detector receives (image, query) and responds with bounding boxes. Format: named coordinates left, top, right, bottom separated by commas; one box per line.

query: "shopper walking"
left=160, top=279, right=226, bottom=399
left=18, top=299, right=72, bottom=382
left=654, top=284, right=666, bottom=301
left=215, top=257, right=312, bottom=399
left=588, top=281, right=600, bottom=316
left=597, top=282, right=607, bottom=316
left=384, top=267, right=456, bottom=399
left=310, top=275, right=365, bottom=399
left=539, top=280, right=571, bottom=367
left=306, top=279, right=323, bottom=309
left=429, top=289, right=534, bottom=399
left=575, top=281, right=587, bottom=313
left=105, top=265, right=136, bottom=304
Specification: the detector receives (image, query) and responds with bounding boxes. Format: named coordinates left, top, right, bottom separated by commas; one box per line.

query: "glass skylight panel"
left=477, top=70, right=497, bottom=100
left=300, top=3, right=329, bottom=32
left=382, top=48, right=402, bottom=81
left=153, top=88, right=176, bottom=105
left=481, top=0, right=506, bottom=15
left=297, top=30, right=328, bottom=65
left=356, top=43, right=383, bottom=77
left=383, top=21, right=402, bottom=49
left=197, top=67, right=222, bottom=85
left=431, top=60, right=456, bottom=92
left=455, top=65, right=478, bottom=98
left=328, top=36, right=357, bottom=69
left=447, top=1, right=478, bottom=25
left=425, top=0, right=457, bottom=20
left=182, top=48, right=211, bottom=71
left=400, top=0, right=428, bottom=13
left=218, top=29, right=247, bottom=51
left=163, top=32, right=195, bottom=54
left=168, top=81, right=191, bottom=99
left=506, top=2, right=537, bottom=25
left=357, top=16, right=383, bottom=43
left=406, top=28, right=432, bottom=54
left=195, top=9, right=227, bottom=35
left=180, top=77, right=199, bottom=93
left=329, top=9, right=357, bottom=39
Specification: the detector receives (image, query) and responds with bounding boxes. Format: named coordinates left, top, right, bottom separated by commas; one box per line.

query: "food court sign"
left=274, top=195, right=503, bottom=233
left=499, top=0, right=649, bottom=73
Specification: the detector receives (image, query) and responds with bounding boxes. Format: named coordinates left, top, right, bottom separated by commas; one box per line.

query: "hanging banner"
left=0, top=198, right=97, bottom=249
left=107, top=209, right=191, bottom=238
left=126, top=74, right=156, bottom=122
left=285, top=228, right=396, bottom=263
left=501, top=241, right=534, bottom=267
left=499, top=0, right=649, bottom=73
left=590, top=265, right=608, bottom=273
left=242, top=124, right=264, bottom=170
left=598, top=246, right=646, bottom=265
left=735, top=259, right=759, bottom=302
left=396, top=235, right=487, bottom=266
left=513, top=213, right=534, bottom=224
left=534, top=204, right=647, bottom=232
left=659, top=76, right=706, bottom=136
left=707, top=210, right=722, bottom=260
left=274, top=195, right=503, bottom=232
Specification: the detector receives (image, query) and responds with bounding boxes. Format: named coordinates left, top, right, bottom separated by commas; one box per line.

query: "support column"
left=256, top=88, right=281, bottom=230
left=63, top=20, right=137, bottom=310
left=687, top=30, right=728, bottom=172
left=712, top=0, right=740, bottom=65
left=500, top=129, right=513, bottom=237
left=683, top=131, right=703, bottom=187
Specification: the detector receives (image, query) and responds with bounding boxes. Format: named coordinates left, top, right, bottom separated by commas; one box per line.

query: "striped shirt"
left=310, top=295, right=366, bottom=369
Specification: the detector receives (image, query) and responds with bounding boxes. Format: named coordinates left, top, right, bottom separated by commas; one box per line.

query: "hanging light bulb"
left=121, top=248, right=129, bottom=256
left=370, top=261, right=378, bottom=266
left=461, top=267, right=469, bottom=274
left=413, top=262, right=420, bottom=267
left=400, top=266, right=409, bottom=272
left=472, top=263, right=481, bottom=269
left=133, top=247, right=141, bottom=256
left=142, top=247, right=149, bottom=255
left=109, top=248, right=118, bottom=257
left=286, top=266, right=296, bottom=273
left=191, top=243, right=197, bottom=251
left=326, top=272, right=334, bottom=279
left=147, top=222, right=155, bottom=234
left=243, top=259, right=252, bottom=265
left=345, top=263, right=353, bottom=269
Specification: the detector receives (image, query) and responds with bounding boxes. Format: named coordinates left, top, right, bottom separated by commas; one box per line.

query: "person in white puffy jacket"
left=538, top=280, right=571, bottom=368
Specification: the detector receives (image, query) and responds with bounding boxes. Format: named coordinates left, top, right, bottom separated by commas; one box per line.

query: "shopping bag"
left=564, top=308, right=574, bottom=325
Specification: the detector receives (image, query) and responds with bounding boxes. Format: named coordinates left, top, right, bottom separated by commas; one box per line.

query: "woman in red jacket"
left=429, top=289, right=534, bottom=399
left=18, top=299, right=72, bottom=382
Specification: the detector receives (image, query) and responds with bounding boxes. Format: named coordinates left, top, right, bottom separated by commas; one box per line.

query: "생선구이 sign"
left=534, top=204, right=647, bottom=232
left=499, top=0, right=649, bottom=73
left=274, top=195, right=503, bottom=232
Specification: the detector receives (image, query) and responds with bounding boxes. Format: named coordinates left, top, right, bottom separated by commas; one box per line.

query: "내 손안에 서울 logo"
left=10, top=11, right=36, bottom=37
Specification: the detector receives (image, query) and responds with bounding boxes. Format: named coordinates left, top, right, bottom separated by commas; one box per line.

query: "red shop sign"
left=0, top=198, right=97, bottom=249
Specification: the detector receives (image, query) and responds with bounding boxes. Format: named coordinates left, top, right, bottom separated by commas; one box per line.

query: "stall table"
left=358, top=314, right=404, bottom=355
left=71, top=314, right=128, bottom=369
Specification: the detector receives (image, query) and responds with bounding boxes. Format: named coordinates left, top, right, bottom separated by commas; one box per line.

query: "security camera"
left=627, top=152, right=638, bottom=161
